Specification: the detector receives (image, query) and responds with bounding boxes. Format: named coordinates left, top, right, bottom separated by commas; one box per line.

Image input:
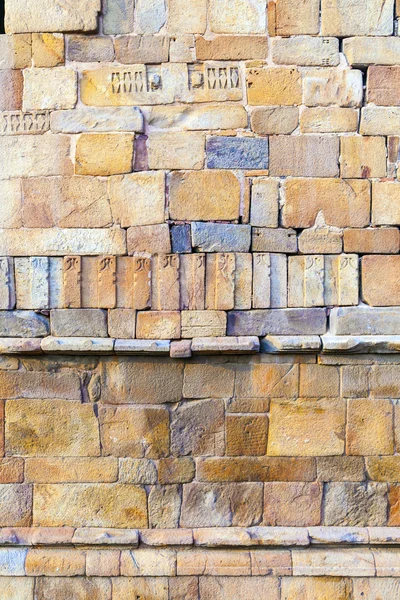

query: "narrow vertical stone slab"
left=234, top=254, right=252, bottom=310
left=132, top=257, right=152, bottom=310
left=325, top=255, right=359, bottom=306
left=63, top=257, right=82, bottom=309
left=253, top=253, right=287, bottom=309
left=81, top=257, right=99, bottom=309
left=116, top=256, right=133, bottom=309
left=49, top=257, right=63, bottom=309
left=0, top=258, right=16, bottom=310
left=206, top=253, right=236, bottom=310
left=180, top=254, right=205, bottom=310
left=97, top=256, right=117, bottom=309
left=103, top=0, right=134, bottom=34
left=15, top=257, right=49, bottom=310
left=152, top=254, right=180, bottom=311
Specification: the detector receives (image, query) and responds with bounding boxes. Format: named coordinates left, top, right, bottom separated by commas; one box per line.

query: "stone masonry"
left=2, top=0, right=400, bottom=596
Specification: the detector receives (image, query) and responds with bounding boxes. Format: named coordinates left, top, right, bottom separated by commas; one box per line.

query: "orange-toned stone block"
left=75, top=133, right=134, bottom=176
left=340, top=136, right=387, bottom=178
left=362, top=256, right=400, bottom=306
left=226, top=415, right=268, bottom=457
left=26, top=549, right=86, bottom=576
left=247, top=67, right=302, bottom=106
left=263, top=482, right=323, bottom=526
left=136, top=311, right=181, bottom=339
left=344, top=228, right=400, bottom=254
left=347, top=398, right=394, bottom=456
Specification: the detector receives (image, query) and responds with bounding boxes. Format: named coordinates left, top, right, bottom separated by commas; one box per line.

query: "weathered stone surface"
left=367, top=66, right=400, bottom=106
left=361, top=107, right=400, bottom=135
left=145, top=104, right=248, bottom=130
left=251, top=107, right=299, bottom=135
left=292, top=548, right=376, bottom=576
left=197, top=35, right=267, bottom=60
left=169, top=0, right=207, bottom=33
left=23, top=68, right=77, bottom=111
left=171, top=398, right=225, bottom=456
left=5, top=0, right=101, bottom=33
left=200, top=576, right=279, bottom=599
left=26, top=548, right=85, bottom=576
left=113, top=578, right=167, bottom=599
left=324, top=483, right=388, bottom=526
left=119, top=458, right=158, bottom=484
left=250, top=179, right=279, bottom=228
left=0, top=34, right=31, bottom=69
left=226, top=415, right=268, bottom=457
left=300, top=108, right=359, bottom=133
left=115, top=339, right=170, bottom=354
left=300, top=364, right=340, bottom=397
left=108, top=309, right=136, bottom=339
left=273, top=37, right=339, bottom=66
left=268, top=398, right=345, bottom=457
left=247, top=67, right=302, bottom=105
left=298, top=227, right=343, bottom=254
left=109, top=172, right=165, bottom=227
left=372, top=182, right=400, bottom=225
left=99, top=406, right=169, bottom=458
left=115, top=34, right=168, bottom=63
left=228, top=308, right=327, bottom=336
left=331, top=307, right=400, bottom=336
left=341, top=135, right=386, bottom=179
left=127, top=224, right=171, bottom=255
left=103, top=0, right=134, bottom=34
left=135, top=0, right=166, bottom=33
left=235, top=363, right=298, bottom=399
left=0, top=578, right=34, bottom=600
left=67, top=35, right=114, bottom=62
left=51, top=309, right=107, bottom=337
left=344, top=36, right=400, bottom=67
left=353, top=579, right=400, bottom=600
left=181, top=483, right=263, bottom=527
left=191, top=336, right=260, bottom=354
left=25, top=457, right=118, bottom=483
left=0, top=135, right=72, bottom=179
left=344, top=228, right=399, bottom=254
left=264, top=483, right=322, bottom=526
left=207, top=136, right=268, bottom=170
left=283, top=179, right=370, bottom=228
left=137, top=311, right=181, bottom=340
left=101, top=357, right=184, bottom=404
left=32, top=33, right=64, bottom=67
left=192, top=223, right=251, bottom=253
left=282, top=577, right=352, bottom=600
left=76, top=133, right=134, bottom=176
left=269, top=136, right=339, bottom=177
left=182, top=311, right=226, bottom=338
left=197, top=456, right=316, bottom=483
left=303, top=68, right=363, bottom=107
left=6, top=399, right=100, bottom=457
left=347, top=398, right=393, bottom=455
left=252, top=228, right=298, bottom=253
left=148, top=485, right=181, bottom=528
left=121, top=548, right=176, bottom=576
left=169, top=171, right=240, bottom=221
left=209, top=0, right=266, bottom=33
left=317, top=456, right=366, bottom=482
left=0, top=70, right=23, bottom=112
left=148, top=132, right=205, bottom=169
left=0, top=311, right=48, bottom=338
left=0, top=485, right=32, bottom=526
left=51, top=107, right=143, bottom=133
left=261, top=335, right=321, bottom=353
left=34, top=484, right=147, bottom=528
left=274, top=0, right=320, bottom=35
left=159, top=457, right=195, bottom=484
left=35, top=577, right=112, bottom=600
left=362, top=256, right=400, bottom=306
left=183, top=363, right=235, bottom=398
left=0, top=371, right=80, bottom=400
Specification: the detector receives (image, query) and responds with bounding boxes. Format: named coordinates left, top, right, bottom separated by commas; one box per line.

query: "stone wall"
left=2, top=0, right=400, bottom=596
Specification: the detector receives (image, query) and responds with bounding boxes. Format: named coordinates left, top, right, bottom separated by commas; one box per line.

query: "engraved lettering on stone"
left=152, top=254, right=180, bottom=311
left=180, top=254, right=205, bottom=310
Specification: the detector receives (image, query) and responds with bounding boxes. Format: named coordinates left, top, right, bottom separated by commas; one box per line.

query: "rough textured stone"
left=344, top=228, right=399, bottom=254
left=148, top=132, right=205, bottom=170
left=0, top=311, right=49, bottom=338
left=300, top=108, right=359, bottom=133
left=273, top=37, right=339, bottom=66
left=251, top=107, right=299, bottom=135
left=282, top=576, right=352, bottom=599
left=331, top=306, right=400, bottom=335
left=341, top=135, right=386, bottom=178
left=228, top=308, right=327, bottom=336
left=109, top=172, right=165, bottom=227
left=274, top=0, right=320, bottom=35
left=67, top=35, right=114, bottom=62
left=191, top=223, right=251, bottom=253
left=361, top=107, right=400, bottom=135
left=127, top=224, right=171, bottom=255
left=76, top=134, right=134, bottom=176
left=321, top=0, right=394, bottom=36
left=25, top=457, right=118, bottom=483
left=148, top=485, right=181, bottom=528
left=0, top=135, right=72, bottom=179
left=347, top=398, right=394, bottom=456
left=169, top=0, right=207, bottom=33
left=51, top=309, right=107, bottom=337
left=263, top=483, right=322, bottom=527
left=23, top=68, right=76, bottom=111
left=367, top=66, right=400, bottom=106
left=362, top=256, right=400, bottom=306
left=51, top=107, right=143, bottom=133
left=303, top=69, right=363, bottom=107
left=252, top=228, right=298, bottom=253
left=103, top=0, right=134, bottom=34
left=145, top=105, right=248, bottom=130
left=200, top=576, right=279, bottom=599
left=197, top=35, right=267, bottom=60
left=35, top=577, right=112, bottom=600
left=209, top=0, right=267, bottom=33
left=226, top=415, right=268, bottom=456
left=0, top=578, right=34, bottom=600
left=247, top=67, right=302, bottom=106
left=171, top=399, right=225, bottom=456
left=206, top=136, right=268, bottom=170
left=5, top=0, right=101, bottom=33
left=324, top=483, right=388, bottom=526
left=269, top=136, right=339, bottom=177
left=32, top=33, right=64, bottom=67
left=183, top=363, right=235, bottom=398
left=0, top=485, right=32, bottom=526
left=372, top=182, right=400, bottom=225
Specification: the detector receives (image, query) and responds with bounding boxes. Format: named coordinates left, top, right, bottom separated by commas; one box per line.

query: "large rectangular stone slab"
left=269, top=136, right=339, bottom=177
left=5, top=0, right=101, bottom=33
left=362, top=256, right=400, bottom=306
left=331, top=306, right=400, bottom=335
left=0, top=311, right=49, bottom=337
left=0, top=135, right=72, bottom=179
left=321, top=0, right=394, bottom=36
left=144, top=104, right=248, bottom=130
left=228, top=309, right=327, bottom=336
left=191, top=223, right=251, bottom=252
left=206, top=136, right=268, bottom=169
left=51, top=107, right=143, bottom=133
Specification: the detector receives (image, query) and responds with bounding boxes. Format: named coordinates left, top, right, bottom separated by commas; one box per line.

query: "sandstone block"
left=51, top=309, right=107, bottom=337
left=51, top=107, right=143, bottom=134
left=171, top=225, right=191, bottom=254
left=269, top=136, right=339, bottom=177
left=282, top=576, right=352, bottom=599
left=181, top=482, right=263, bottom=527
left=361, top=107, right=400, bottom=135
left=253, top=253, right=288, bottom=309
left=112, top=578, right=168, bottom=600
left=321, top=0, right=394, bottom=36
left=25, top=457, right=118, bottom=483
left=235, top=363, right=298, bottom=398
left=169, top=35, right=196, bottom=62
left=103, top=0, right=134, bottom=34
left=109, top=172, right=165, bottom=227
left=353, top=580, right=400, bottom=600
left=135, top=0, right=166, bottom=34
left=181, top=311, right=226, bottom=338
left=0, top=34, right=31, bottom=69
left=209, top=0, right=266, bottom=33
left=169, top=171, right=240, bottom=221
left=252, top=228, right=298, bottom=253
left=148, top=484, right=182, bottom=528
left=0, top=179, right=22, bottom=229
left=247, top=67, right=301, bottom=105
left=268, top=398, right=345, bottom=456
left=121, top=548, right=176, bottom=576
left=6, top=399, right=100, bottom=457
left=331, top=307, right=400, bottom=336
left=99, top=405, right=169, bottom=458
left=250, top=179, right=279, bottom=228
left=300, top=364, right=340, bottom=398
left=362, top=256, right=400, bottom=306
left=261, top=335, right=321, bottom=353
left=317, top=456, right=366, bottom=482
left=197, top=456, right=316, bottom=483
left=136, top=311, right=181, bottom=340
left=119, top=458, right=157, bottom=484
left=115, top=339, right=170, bottom=354
left=274, top=0, right=320, bottom=35
left=115, top=34, right=168, bottom=62
left=226, top=415, right=268, bottom=456
left=26, top=548, right=85, bottom=576
left=32, top=33, right=64, bottom=67
left=273, top=37, right=339, bottom=67
left=169, top=577, right=199, bottom=600
left=228, top=308, right=327, bottom=336
left=341, top=135, right=386, bottom=179
left=128, top=224, right=171, bottom=255
left=86, top=549, right=120, bottom=576
left=178, top=549, right=251, bottom=576
left=0, top=135, right=72, bottom=179
left=34, top=483, right=147, bottom=528
left=183, top=363, right=235, bottom=398
left=344, top=36, right=400, bottom=67
left=159, top=457, right=195, bottom=484
left=293, top=548, right=376, bottom=577
left=206, top=136, right=269, bottom=170
left=101, top=357, right=183, bottom=404
left=191, top=336, right=260, bottom=354
left=108, top=309, right=136, bottom=339
left=367, top=66, right=400, bottom=106
left=372, top=182, right=400, bottom=225
left=169, top=0, right=207, bottom=33
left=303, top=68, right=363, bottom=107
left=200, top=576, right=279, bottom=599
left=35, top=577, right=111, bottom=600
left=191, top=223, right=251, bottom=253
left=23, top=68, right=76, bottom=111
left=75, top=133, right=134, bottom=176
left=205, top=253, right=235, bottom=310
left=67, top=35, right=114, bottom=62
left=0, top=484, right=32, bottom=526
left=148, top=132, right=205, bottom=170
left=341, top=365, right=370, bottom=397
left=171, top=398, right=225, bottom=456
left=283, top=178, right=370, bottom=228
left=347, top=398, right=393, bottom=456
left=344, top=228, right=399, bottom=254
left=0, top=548, right=27, bottom=576
left=0, top=458, right=23, bottom=483
left=145, top=104, right=248, bottom=130
left=251, top=107, right=299, bottom=135
left=151, top=254, right=180, bottom=311
left=298, top=227, right=343, bottom=254
left=324, top=482, right=388, bottom=526
left=300, top=107, right=359, bottom=133
left=264, top=483, right=322, bottom=527
left=5, top=0, right=101, bottom=33
left=14, top=256, right=61, bottom=310
left=196, top=35, right=267, bottom=60
left=0, top=578, right=34, bottom=600
left=367, top=457, right=400, bottom=482
left=0, top=370, right=80, bottom=400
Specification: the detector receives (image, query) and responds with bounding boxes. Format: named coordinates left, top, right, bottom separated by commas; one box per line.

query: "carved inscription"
left=0, top=111, right=50, bottom=135
left=133, top=257, right=151, bottom=310
left=98, top=256, right=117, bottom=308
left=189, top=65, right=241, bottom=90
left=206, top=253, right=235, bottom=310
left=63, top=256, right=82, bottom=309
left=111, top=67, right=162, bottom=94
left=152, top=254, right=180, bottom=311
left=180, top=254, right=205, bottom=310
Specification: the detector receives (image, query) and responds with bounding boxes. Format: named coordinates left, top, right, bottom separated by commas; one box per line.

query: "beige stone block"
left=25, top=457, right=118, bottom=483
left=226, top=415, right=268, bottom=456
left=5, top=0, right=101, bottom=33
left=5, top=399, right=100, bottom=457
left=169, top=35, right=196, bottom=62
left=169, top=171, right=240, bottom=220
left=33, top=483, right=147, bottom=528
left=135, top=0, right=166, bottom=34
left=251, top=107, right=299, bottom=135
left=109, top=172, right=165, bottom=227
left=147, top=132, right=205, bottom=170
left=250, top=178, right=279, bottom=227
left=367, top=457, right=400, bottom=482
left=367, top=66, right=400, bottom=106
left=180, top=255, right=205, bottom=311
left=26, top=549, right=85, bottom=576
left=127, top=224, right=171, bottom=255
left=119, top=458, right=157, bottom=484
left=32, top=33, right=64, bottom=67
left=0, top=457, right=24, bottom=483
left=372, top=182, right=400, bottom=225
left=35, top=578, right=111, bottom=600
left=113, top=578, right=168, bottom=599
left=317, top=456, right=366, bottom=481
left=86, top=550, right=120, bottom=577
left=344, top=228, right=399, bottom=254
left=116, top=257, right=151, bottom=310
left=136, top=311, right=181, bottom=339
left=0, top=34, right=31, bottom=69
left=303, top=69, right=363, bottom=107
left=0, top=70, right=23, bottom=111
left=121, top=549, right=176, bottom=576
left=270, top=136, right=339, bottom=177
left=344, top=36, right=400, bottom=67
left=181, top=311, right=226, bottom=338
left=253, top=253, right=287, bottom=309
left=22, top=176, right=111, bottom=228
left=206, top=253, right=235, bottom=310
left=247, top=67, right=301, bottom=106
left=273, top=37, right=339, bottom=67
left=283, top=178, right=370, bottom=228
left=152, top=254, right=180, bottom=311
left=148, top=484, right=182, bottom=528
left=114, top=34, right=168, bottom=63
left=23, top=68, right=76, bottom=111
left=264, top=482, right=322, bottom=526
left=169, top=0, right=207, bottom=33
left=177, top=549, right=250, bottom=576
left=268, top=397, right=345, bottom=456
left=169, top=576, right=199, bottom=600
left=209, top=0, right=266, bottom=33
left=300, top=107, right=359, bottom=133
left=347, top=398, right=394, bottom=456
left=99, top=405, right=169, bottom=458
left=292, top=548, right=376, bottom=577
left=0, top=578, right=34, bottom=600
left=235, top=363, right=298, bottom=399
left=321, top=0, right=394, bottom=36
left=0, top=180, right=22, bottom=229
left=361, top=107, right=400, bottom=136
left=353, top=579, right=400, bottom=600
left=234, top=253, right=253, bottom=309
left=300, top=364, right=340, bottom=397
left=145, top=104, right=248, bottom=130
left=183, top=363, right=235, bottom=399
left=200, top=577, right=279, bottom=600
left=0, top=135, right=72, bottom=179
left=108, top=309, right=136, bottom=339
left=76, top=133, right=134, bottom=176
left=51, top=106, right=143, bottom=134
left=196, top=35, right=268, bottom=60
left=298, top=227, right=343, bottom=254
left=275, top=0, right=320, bottom=35
left=362, top=256, right=400, bottom=306
left=340, top=136, right=386, bottom=179
left=282, top=577, right=352, bottom=600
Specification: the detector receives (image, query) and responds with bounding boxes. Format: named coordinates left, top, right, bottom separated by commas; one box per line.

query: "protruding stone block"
left=228, top=308, right=327, bottom=336
left=5, top=0, right=101, bottom=33
left=303, top=69, right=363, bottom=107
